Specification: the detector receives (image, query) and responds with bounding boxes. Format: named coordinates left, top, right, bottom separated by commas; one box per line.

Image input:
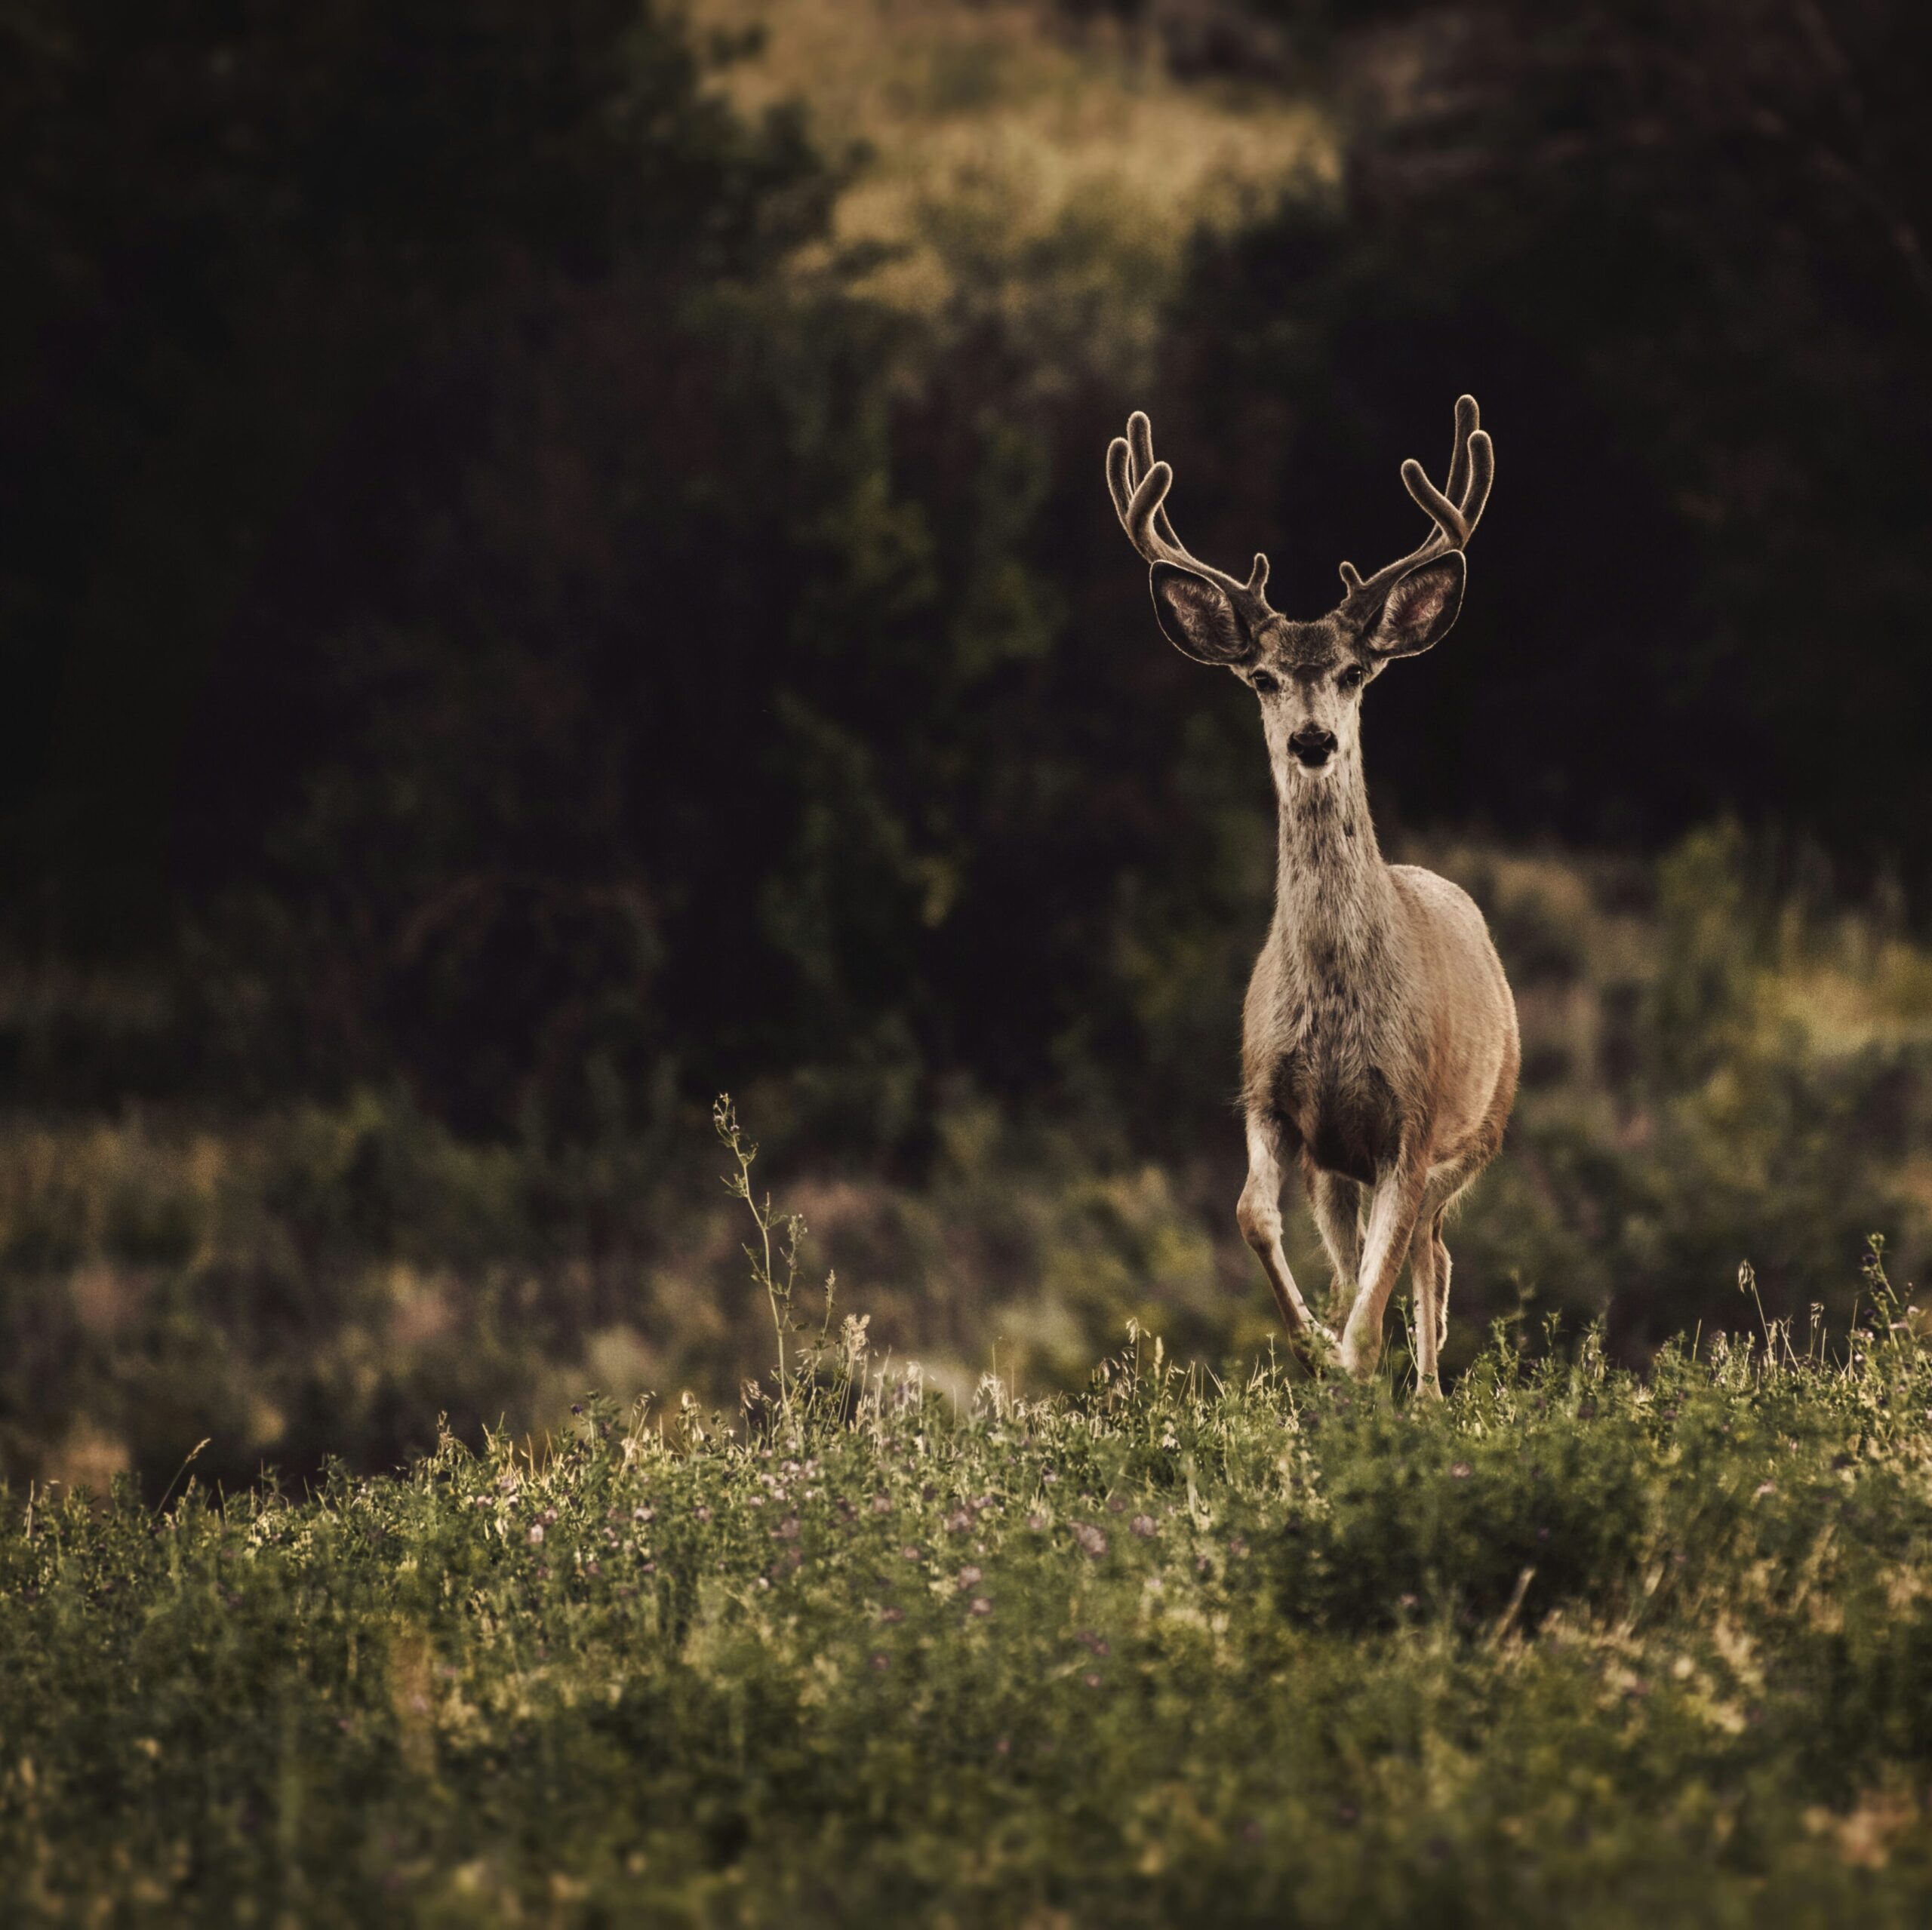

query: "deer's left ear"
left=1367, top=552, right=1466, bottom=659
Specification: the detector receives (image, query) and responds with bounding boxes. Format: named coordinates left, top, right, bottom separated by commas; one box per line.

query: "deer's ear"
left=1367, top=552, right=1466, bottom=658
left=1149, top=562, right=1255, bottom=665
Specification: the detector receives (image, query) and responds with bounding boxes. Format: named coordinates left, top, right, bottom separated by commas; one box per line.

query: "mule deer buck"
left=1106, top=397, right=1518, bottom=1394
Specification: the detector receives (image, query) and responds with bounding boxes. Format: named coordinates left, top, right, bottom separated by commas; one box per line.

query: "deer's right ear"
left=1149, top=562, right=1255, bottom=665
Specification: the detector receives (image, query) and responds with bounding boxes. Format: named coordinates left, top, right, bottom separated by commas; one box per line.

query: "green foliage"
left=11, top=1314, right=1932, bottom=1921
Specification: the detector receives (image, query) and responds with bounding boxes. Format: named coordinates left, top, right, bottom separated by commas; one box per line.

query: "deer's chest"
left=1263, top=1006, right=1405, bottom=1186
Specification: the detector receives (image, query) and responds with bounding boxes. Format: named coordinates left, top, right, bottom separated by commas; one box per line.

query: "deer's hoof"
left=1287, top=1321, right=1340, bottom=1370
left=1337, top=1329, right=1380, bottom=1382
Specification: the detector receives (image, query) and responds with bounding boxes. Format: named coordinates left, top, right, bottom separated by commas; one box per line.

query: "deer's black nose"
left=1289, top=726, right=1337, bottom=768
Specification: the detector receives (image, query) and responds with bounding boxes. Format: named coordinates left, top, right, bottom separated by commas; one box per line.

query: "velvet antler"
left=1337, top=395, right=1494, bottom=605
left=1106, top=412, right=1276, bottom=635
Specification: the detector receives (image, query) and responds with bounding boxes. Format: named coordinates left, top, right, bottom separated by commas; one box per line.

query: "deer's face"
left=1242, top=621, right=1376, bottom=784
left=1106, top=398, right=1493, bottom=792
left=1145, top=552, right=1467, bottom=789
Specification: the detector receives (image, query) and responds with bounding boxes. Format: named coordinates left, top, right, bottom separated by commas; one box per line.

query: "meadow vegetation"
left=8, top=1195, right=1932, bottom=1923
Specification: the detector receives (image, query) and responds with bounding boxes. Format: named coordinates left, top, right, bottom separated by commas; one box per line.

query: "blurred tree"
left=1152, top=0, right=1932, bottom=856
left=0, top=1, right=1267, bottom=1153
left=0, top=0, right=825, bottom=912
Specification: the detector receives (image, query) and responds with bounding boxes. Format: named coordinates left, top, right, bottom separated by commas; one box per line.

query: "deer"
left=1105, top=396, right=1518, bottom=1395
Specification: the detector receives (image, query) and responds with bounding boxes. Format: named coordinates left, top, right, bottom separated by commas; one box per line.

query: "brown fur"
left=1235, top=721, right=1518, bottom=1390
left=1108, top=397, right=1518, bottom=1393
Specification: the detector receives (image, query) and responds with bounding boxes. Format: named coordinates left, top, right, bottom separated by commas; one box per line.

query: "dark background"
left=4, top=0, right=1930, bottom=1487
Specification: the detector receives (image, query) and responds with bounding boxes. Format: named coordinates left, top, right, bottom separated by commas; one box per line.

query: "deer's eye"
left=1251, top=671, right=1280, bottom=696
left=1339, top=664, right=1366, bottom=690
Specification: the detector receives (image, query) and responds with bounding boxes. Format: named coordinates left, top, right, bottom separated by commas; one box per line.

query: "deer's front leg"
left=1236, top=1114, right=1326, bottom=1345
left=1337, top=1150, right=1431, bottom=1381
left=1309, top=1169, right=1364, bottom=1326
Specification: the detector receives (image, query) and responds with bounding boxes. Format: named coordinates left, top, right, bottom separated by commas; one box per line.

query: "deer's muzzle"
left=1289, top=726, right=1338, bottom=769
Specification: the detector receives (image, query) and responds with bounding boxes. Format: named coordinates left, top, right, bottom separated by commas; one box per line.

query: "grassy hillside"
left=9, top=1267, right=1932, bottom=1925
left=692, top=0, right=1331, bottom=385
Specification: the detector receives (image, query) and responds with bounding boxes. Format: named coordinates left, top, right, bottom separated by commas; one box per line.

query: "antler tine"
left=1104, top=435, right=1142, bottom=537
left=1337, top=395, right=1494, bottom=601
left=1400, top=457, right=1470, bottom=549
left=1125, top=413, right=1178, bottom=552
left=1444, top=392, right=1478, bottom=503
left=1106, top=410, right=1271, bottom=604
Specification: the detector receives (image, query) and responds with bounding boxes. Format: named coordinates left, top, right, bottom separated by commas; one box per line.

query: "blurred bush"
left=5, top=830, right=1927, bottom=1492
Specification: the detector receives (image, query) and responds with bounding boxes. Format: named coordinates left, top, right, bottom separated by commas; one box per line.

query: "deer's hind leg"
left=1308, top=1168, right=1364, bottom=1326
left=1407, top=1146, right=1494, bottom=1392
left=1236, top=1112, right=1325, bottom=1346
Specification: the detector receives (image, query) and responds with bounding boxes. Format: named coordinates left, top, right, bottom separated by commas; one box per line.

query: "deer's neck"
left=1271, top=751, right=1395, bottom=985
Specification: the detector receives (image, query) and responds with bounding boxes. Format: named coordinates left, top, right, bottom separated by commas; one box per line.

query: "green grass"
left=10, top=1268, right=1932, bottom=1925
